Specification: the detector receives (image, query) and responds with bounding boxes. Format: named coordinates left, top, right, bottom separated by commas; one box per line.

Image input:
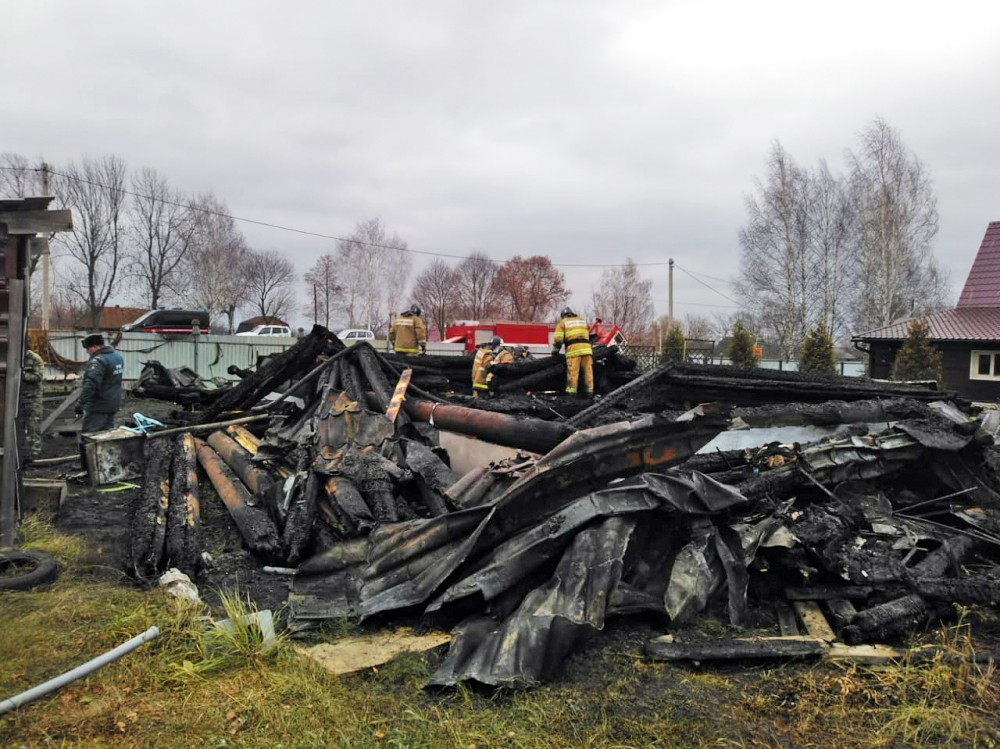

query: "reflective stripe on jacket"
left=553, top=316, right=594, bottom=358
left=472, top=348, right=494, bottom=390
left=389, top=314, right=427, bottom=353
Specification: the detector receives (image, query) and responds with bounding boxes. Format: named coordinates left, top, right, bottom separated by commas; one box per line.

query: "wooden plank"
left=0, top=209, right=72, bottom=235
left=826, top=643, right=933, bottom=665
left=385, top=368, right=412, bottom=424
left=0, top=279, right=24, bottom=545
left=775, top=600, right=800, bottom=636
left=826, top=598, right=858, bottom=628
left=39, top=388, right=80, bottom=434
left=647, top=636, right=827, bottom=662
left=793, top=600, right=837, bottom=642
left=21, top=478, right=67, bottom=513
left=785, top=585, right=873, bottom=600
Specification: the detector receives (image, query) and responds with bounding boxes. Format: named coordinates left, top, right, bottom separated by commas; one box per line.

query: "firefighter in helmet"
left=389, top=304, right=427, bottom=355
left=552, top=307, right=594, bottom=396
left=472, top=336, right=502, bottom=397
left=486, top=342, right=516, bottom=394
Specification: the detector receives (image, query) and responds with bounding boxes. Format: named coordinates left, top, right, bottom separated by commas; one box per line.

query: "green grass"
left=2, top=520, right=999, bottom=748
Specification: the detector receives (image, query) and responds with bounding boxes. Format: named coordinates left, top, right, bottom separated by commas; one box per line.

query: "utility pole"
left=41, top=163, right=51, bottom=331
left=668, top=258, right=674, bottom=322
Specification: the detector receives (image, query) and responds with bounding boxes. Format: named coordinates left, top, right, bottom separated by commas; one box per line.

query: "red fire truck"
left=444, top=320, right=627, bottom=354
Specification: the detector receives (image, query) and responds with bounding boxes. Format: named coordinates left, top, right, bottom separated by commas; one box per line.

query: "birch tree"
left=735, top=142, right=811, bottom=359
left=848, top=118, right=944, bottom=331
left=181, top=193, right=250, bottom=333
left=336, top=218, right=410, bottom=334
left=590, top=258, right=654, bottom=340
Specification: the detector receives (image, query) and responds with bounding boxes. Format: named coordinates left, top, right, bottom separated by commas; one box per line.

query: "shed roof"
left=853, top=306, right=1000, bottom=342
left=958, top=221, right=1000, bottom=308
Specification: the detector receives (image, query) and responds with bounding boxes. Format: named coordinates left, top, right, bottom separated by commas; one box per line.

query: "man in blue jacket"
left=75, top=333, right=124, bottom=433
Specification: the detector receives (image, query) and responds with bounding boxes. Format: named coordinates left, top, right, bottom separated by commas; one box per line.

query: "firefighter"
left=486, top=343, right=516, bottom=393
left=552, top=307, right=594, bottom=396
left=389, top=304, right=427, bottom=355
left=472, top=336, right=502, bottom=397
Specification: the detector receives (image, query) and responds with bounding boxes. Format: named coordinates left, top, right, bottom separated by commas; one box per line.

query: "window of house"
left=970, top=350, right=1000, bottom=380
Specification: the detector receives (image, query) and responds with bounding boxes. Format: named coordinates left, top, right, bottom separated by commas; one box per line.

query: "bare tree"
left=494, top=255, right=568, bottom=321
left=335, top=218, right=410, bottom=334
left=304, top=253, right=342, bottom=328
left=245, top=248, right=296, bottom=321
left=181, top=193, right=250, bottom=333
left=848, top=118, right=944, bottom=331
left=453, top=252, right=500, bottom=319
left=412, top=259, right=460, bottom=337
left=590, top=258, right=655, bottom=341
left=683, top=313, right=716, bottom=340
left=128, top=167, right=195, bottom=308
left=55, top=155, right=129, bottom=329
left=0, top=153, right=45, bottom=197
left=735, top=142, right=811, bottom=359
left=810, top=160, right=856, bottom=340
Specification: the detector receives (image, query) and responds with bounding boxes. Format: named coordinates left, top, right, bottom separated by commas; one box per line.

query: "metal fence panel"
left=48, top=332, right=298, bottom=382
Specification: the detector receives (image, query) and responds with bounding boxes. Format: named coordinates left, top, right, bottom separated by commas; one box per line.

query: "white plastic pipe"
left=0, top=626, right=160, bottom=715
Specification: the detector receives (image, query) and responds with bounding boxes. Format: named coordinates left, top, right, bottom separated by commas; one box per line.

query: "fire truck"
left=444, top=319, right=627, bottom=355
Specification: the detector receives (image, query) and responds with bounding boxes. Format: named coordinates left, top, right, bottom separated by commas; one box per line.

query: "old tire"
left=0, top=548, right=59, bottom=591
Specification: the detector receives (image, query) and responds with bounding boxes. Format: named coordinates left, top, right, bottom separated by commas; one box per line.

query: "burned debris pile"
left=126, top=330, right=1000, bottom=688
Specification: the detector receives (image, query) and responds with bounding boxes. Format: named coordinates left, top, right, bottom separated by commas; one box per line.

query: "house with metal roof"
left=853, top=221, right=1000, bottom=400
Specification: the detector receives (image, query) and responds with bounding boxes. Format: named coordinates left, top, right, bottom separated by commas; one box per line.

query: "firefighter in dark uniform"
left=552, top=307, right=594, bottom=396
left=20, top=347, right=45, bottom=460
left=389, top=304, right=427, bottom=355
left=75, top=333, right=125, bottom=433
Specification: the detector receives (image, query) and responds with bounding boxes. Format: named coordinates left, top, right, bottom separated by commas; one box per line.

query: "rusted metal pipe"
left=194, top=438, right=280, bottom=558
left=206, top=430, right=273, bottom=495
left=404, top=398, right=575, bottom=454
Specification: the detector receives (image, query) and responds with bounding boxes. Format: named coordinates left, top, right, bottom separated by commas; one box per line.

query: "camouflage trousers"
left=20, top=390, right=43, bottom=460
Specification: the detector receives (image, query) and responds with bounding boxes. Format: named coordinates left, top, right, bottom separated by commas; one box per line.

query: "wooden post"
left=1, top=276, right=25, bottom=545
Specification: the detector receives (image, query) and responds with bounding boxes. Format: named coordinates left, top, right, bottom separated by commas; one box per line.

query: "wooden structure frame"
left=0, top=197, right=72, bottom=545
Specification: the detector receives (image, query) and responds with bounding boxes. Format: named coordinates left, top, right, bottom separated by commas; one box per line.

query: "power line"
left=2, top=165, right=682, bottom=271
left=676, top=266, right=735, bottom=285
left=652, top=299, right=739, bottom=309
left=673, top=264, right=741, bottom=306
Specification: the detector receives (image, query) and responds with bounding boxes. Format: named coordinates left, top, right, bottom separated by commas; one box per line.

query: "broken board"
left=296, top=628, right=452, bottom=675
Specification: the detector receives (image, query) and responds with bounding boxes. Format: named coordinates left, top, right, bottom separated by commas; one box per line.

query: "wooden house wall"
left=867, top=340, right=1000, bottom=402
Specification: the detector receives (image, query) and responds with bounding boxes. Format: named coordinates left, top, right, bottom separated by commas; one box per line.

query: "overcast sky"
left=3, top=1, right=999, bottom=328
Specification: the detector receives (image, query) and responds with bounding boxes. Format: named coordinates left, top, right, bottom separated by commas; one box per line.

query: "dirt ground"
left=31, top=391, right=289, bottom=612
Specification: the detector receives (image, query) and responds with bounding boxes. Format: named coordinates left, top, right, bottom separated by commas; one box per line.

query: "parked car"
left=236, top=324, right=293, bottom=337
left=123, top=309, right=210, bottom=333
left=337, top=329, right=375, bottom=344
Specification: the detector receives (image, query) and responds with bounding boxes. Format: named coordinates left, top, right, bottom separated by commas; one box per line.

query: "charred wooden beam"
left=201, top=325, right=340, bottom=421
left=130, top=438, right=173, bottom=580
left=164, top=433, right=200, bottom=577
left=646, top=636, right=827, bottom=662
left=194, top=438, right=281, bottom=559
left=206, top=431, right=274, bottom=495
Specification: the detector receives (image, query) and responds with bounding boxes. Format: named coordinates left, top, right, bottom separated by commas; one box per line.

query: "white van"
left=337, top=329, right=375, bottom=345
